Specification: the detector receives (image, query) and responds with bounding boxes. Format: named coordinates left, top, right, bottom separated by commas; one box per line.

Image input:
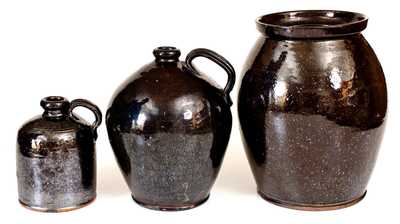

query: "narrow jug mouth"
left=40, top=96, right=70, bottom=119
left=41, top=96, right=69, bottom=110
left=153, top=46, right=181, bottom=63
left=256, top=10, right=368, bottom=39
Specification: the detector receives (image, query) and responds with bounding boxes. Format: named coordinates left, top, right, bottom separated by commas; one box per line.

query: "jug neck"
left=41, top=96, right=70, bottom=120
left=153, top=46, right=181, bottom=64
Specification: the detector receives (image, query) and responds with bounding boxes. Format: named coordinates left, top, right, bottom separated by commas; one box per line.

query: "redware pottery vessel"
left=238, top=10, right=387, bottom=210
left=106, top=46, right=235, bottom=211
left=17, top=96, right=102, bottom=212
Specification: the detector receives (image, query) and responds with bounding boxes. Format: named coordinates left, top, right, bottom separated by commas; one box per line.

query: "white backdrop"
left=1, top=0, right=398, bottom=223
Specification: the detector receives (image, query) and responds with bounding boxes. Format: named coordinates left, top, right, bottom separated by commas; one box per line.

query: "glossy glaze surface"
left=256, top=10, right=368, bottom=39
left=238, top=10, right=387, bottom=210
left=106, top=47, right=235, bottom=210
left=17, top=96, right=102, bottom=212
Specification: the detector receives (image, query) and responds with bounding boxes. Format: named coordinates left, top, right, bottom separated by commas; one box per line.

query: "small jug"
left=17, top=96, right=102, bottom=212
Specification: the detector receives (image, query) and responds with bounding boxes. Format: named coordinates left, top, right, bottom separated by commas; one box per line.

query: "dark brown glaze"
left=238, top=10, right=387, bottom=210
left=17, top=96, right=102, bottom=212
left=256, top=10, right=368, bottom=39
left=106, top=47, right=235, bottom=211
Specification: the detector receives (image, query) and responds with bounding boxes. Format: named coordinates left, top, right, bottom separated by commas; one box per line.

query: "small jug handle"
left=69, top=99, right=102, bottom=131
left=185, top=48, right=236, bottom=106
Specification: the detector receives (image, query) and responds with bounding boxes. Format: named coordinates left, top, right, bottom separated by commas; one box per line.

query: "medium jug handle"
left=185, top=48, right=236, bottom=106
left=69, top=99, right=103, bottom=131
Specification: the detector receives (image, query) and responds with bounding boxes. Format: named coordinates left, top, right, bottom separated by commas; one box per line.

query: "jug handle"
left=185, top=48, right=236, bottom=106
left=69, top=99, right=103, bottom=131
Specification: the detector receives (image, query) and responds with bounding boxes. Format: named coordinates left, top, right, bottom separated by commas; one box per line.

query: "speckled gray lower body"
left=120, top=132, right=215, bottom=209
left=17, top=148, right=96, bottom=211
left=246, top=112, right=384, bottom=208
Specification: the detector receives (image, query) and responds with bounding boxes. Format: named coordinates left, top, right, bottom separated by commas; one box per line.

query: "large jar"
left=106, top=47, right=235, bottom=211
left=17, top=96, right=102, bottom=212
left=238, top=10, right=387, bottom=210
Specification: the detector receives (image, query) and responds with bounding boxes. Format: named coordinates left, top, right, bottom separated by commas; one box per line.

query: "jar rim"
left=256, top=10, right=368, bottom=39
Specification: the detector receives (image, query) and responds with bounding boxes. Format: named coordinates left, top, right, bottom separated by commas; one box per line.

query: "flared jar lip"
left=256, top=10, right=368, bottom=39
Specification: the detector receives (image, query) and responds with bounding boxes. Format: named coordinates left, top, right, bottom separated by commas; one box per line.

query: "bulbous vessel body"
left=106, top=47, right=235, bottom=211
left=238, top=10, right=387, bottom=210
left=17, top=96, right=102, bottom=212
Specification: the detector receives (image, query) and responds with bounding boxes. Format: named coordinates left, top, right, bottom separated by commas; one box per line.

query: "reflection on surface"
left=272, top=81, right=288, bottom=108
left=136, top=113, right=146, bottom=130
left=172, top=94, right=209, bottom=131
left=183, top=110, right=193, bottom=120
left=329, top=67, right=342, bottom=90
